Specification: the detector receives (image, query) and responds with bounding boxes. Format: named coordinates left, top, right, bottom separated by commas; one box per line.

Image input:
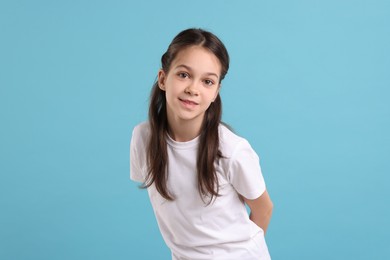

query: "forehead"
left=170, top=46, right=221, bottom=76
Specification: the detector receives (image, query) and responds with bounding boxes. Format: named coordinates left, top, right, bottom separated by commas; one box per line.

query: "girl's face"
left=158, top=46, right=221, bottom=129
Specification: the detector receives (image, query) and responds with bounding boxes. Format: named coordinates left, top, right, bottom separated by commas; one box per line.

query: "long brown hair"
left=143, top=28, right=230, bottom=204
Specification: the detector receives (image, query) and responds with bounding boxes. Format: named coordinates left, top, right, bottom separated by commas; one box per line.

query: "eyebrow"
left=174, top=64, right=219, bottom=79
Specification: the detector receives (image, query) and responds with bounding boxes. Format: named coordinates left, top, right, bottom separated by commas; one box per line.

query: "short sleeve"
left=227, top=140, right=266, bottom=200
left=130, top=128, right=145, bottom=183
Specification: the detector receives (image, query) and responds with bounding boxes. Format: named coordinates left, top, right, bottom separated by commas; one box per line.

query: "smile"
left=179, top=98, right=199, bottom=107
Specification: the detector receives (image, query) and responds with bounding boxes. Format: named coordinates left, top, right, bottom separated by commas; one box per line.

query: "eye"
left=204, top=79, right=215, bottom=86
left=177, top=72, right=189, bottom=79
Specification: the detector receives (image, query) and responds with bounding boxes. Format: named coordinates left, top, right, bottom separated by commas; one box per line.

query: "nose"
left=184, top=82, right=200, bottom=96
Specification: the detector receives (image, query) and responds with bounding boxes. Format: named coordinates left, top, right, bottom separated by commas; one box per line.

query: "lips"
left=179, top=98, right=199, bottom=105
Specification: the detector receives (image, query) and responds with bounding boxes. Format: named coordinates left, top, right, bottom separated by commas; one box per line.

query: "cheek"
left=209, top=89, right=219, bottom=101
left=204, top=96, right=216, bottom=108
left=164, top=87, right=179, bottom=104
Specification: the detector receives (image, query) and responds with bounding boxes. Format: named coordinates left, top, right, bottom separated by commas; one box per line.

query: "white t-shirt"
left=130, top=122, right=271, bottom=260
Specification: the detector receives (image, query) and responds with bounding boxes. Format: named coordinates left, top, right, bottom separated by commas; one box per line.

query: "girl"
left=130, top=28, right=273, bottom=260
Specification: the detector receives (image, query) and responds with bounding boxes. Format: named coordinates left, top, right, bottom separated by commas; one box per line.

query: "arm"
left=244, top=190, right=273, bottom=235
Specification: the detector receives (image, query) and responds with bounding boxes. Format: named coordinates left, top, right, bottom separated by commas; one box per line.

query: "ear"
left=158, top=69, right=166, bottom=91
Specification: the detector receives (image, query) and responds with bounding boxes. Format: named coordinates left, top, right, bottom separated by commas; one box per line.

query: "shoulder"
left=130, top=121, right=150, bottom=182
left=218, top=124, right=265, bottom=198
left=133, top=121, right=150, bottom=134
left=219, top=124, right=252, bottom=157
left=218, top=123, right=260, bottom=173
left=131, top=121, right=151, bottom=151
left=132, top=121, right=150, bottom=142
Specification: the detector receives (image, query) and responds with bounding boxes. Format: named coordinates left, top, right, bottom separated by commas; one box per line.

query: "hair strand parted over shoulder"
left=142, top=28, right=229, bottom=205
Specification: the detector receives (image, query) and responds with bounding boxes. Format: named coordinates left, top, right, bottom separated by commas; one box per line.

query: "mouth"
left=179, top=98, right=199, bottom=106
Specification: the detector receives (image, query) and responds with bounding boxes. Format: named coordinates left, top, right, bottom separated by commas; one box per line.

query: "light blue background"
left=1, top=0, right=389, bottom=259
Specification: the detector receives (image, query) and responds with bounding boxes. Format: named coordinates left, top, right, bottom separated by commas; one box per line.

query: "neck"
left=167, top=116, right=203, bottom=142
